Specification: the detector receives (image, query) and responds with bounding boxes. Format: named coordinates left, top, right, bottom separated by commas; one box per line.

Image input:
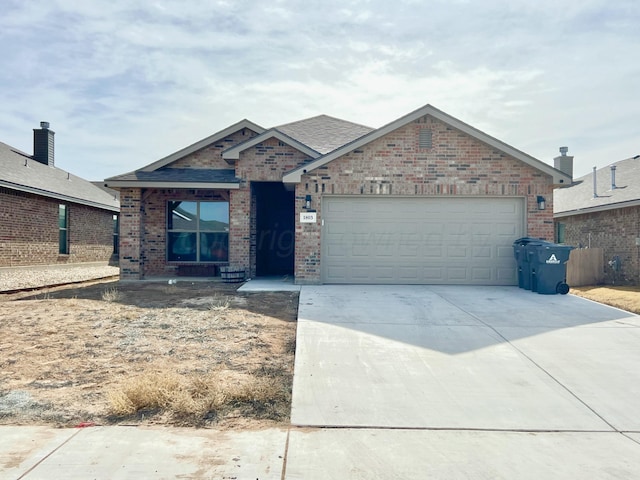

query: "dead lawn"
left=0, top=280, right=298, bottom=429
left=571, top=285, right=640, bottom=315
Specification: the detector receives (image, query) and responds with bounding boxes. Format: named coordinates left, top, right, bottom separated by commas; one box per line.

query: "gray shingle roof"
left=107, top=168, right=239, bottom=184
left=554, top=155, right=640, bottom=216
left=0, top=141, right=119, bottom=212
left=275, top=114, right=374, bottom=154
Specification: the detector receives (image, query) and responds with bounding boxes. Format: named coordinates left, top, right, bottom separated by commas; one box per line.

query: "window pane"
left=200, top=233, right=228, bottom=261
left=168, top=201, right=197, bottom=230
left=59, top=230, right=68, bottom=254
left=167, top=232, right=197, bottom=261
left=59, top=205, right=67, bottom=228
left=199, top=202, right=229, bottom=232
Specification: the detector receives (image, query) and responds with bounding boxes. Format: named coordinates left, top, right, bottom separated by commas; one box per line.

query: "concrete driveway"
left=286, top=285, right=640, bottom=479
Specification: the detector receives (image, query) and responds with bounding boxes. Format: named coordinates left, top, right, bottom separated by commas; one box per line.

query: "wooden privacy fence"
left=566, top=248, right=604, bottom=287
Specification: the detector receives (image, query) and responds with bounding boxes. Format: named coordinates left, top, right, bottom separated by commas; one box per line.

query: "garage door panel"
left=322, top=197, right=524, bottom=285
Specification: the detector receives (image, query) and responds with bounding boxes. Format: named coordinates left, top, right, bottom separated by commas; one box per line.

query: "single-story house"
left=105, top=103, right=571, bottom=285
left=0, top=122, right=120, bottom=267
left=554, top=153, right=640, bottom=285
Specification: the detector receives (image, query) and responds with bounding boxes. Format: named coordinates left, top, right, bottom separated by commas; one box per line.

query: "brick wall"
left=293, top=115, right=555, bottom=283
left=0, top=187, right=115, bottom=267
left=171, top=129, right=260, bottom=169
left=558, top=206, right=640, bottom=285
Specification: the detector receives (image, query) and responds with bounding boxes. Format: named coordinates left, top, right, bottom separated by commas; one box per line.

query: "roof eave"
left=554, top=198, right=640, bottom=218
left=103, top=180, right=240, bottom=190
left=0, top=180, right=120, bottom=212
left=140, top=119, right=265, bottom=172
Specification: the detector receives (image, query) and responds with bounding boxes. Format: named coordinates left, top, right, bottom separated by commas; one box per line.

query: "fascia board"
left=0, top=180, right=120, bottom=212
left=140, top=119, right=265, bottom=172
left=222, top=129, right=321, bottom=161
left=554, top=199, right=640, bottom=218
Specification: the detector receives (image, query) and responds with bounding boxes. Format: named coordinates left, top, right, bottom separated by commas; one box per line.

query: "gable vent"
left=419, top=129, right=432, bottom=149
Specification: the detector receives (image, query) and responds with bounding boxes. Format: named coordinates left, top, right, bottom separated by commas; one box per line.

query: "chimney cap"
left=559, top=146, right=568, bottom=156
left=40, top=121, right=50, bottom=129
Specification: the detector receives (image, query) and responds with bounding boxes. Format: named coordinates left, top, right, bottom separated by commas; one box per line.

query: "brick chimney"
left=33, top=121, right=55, bottom=166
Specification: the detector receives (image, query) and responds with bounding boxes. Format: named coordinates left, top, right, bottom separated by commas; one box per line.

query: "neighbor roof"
left=0, top=141, right=120, bottom=212
left=554, top=155, right=640, bottom=217
left=282, top=104, right=572, bottom=185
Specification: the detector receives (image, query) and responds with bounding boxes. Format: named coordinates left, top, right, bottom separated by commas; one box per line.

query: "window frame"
left=58, top=204, right=69, bottom=254
left=166, top=200, right=229, bottom=263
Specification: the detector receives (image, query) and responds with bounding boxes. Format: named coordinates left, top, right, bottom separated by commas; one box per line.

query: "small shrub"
left=208, top=294, right=230, bottom=312
left=101, top=287, right=121, bottom=302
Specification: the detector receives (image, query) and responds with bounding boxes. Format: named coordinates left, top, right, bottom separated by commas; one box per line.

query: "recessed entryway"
left=252, top=182, right=295, bottom=276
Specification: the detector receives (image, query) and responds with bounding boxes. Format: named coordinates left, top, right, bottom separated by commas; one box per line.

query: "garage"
left=321, top=196, right=525, bottom=285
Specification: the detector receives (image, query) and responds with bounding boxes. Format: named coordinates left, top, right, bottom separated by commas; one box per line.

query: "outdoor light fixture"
left=305, top=194, right=312, bottom=209
left=537, top=195, right=546, bottom=211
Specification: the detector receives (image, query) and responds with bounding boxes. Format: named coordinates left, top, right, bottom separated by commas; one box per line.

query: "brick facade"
left=558, top=206, right=640, bottom=285
left=0, top=187, right=115, bottom=267
left=293, top=116, right=554, bottom=283
left=117, top=115, right=557, bottom=283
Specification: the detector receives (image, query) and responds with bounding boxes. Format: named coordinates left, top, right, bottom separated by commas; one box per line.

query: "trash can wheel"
left=556, top=282, right=570, bottom=295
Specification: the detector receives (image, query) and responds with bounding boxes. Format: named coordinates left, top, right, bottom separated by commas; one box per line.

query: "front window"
left=167, top=201, right=229, bottom=262
left=59, top=204, right=69, bottom=254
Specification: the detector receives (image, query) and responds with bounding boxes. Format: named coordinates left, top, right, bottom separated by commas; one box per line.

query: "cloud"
left=0, top=0, right=638, bottom=180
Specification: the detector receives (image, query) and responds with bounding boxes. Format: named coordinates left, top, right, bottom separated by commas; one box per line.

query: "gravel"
left=0, top=265, right=119, bottom=292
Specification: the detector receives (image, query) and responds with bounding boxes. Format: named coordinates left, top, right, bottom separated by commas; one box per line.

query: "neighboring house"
left=554, top=153, right=640, bottom=285
left=0, top=122, right=120, bottom=267
left=105, top=103, right=571, bottom=285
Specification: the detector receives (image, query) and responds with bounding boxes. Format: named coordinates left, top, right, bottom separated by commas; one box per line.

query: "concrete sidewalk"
left=0, top=425, right=287, bottom=479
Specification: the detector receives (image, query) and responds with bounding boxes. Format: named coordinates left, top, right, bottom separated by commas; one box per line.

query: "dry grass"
left=107, top=369, right=290, bottom=424
left=101, top=286, right=121, bottom=302
left=571, top=285, right=640, bottom=314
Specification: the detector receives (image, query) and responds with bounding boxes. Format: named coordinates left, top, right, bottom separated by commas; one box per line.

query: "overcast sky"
left=1, top=0, right=638, bottom=181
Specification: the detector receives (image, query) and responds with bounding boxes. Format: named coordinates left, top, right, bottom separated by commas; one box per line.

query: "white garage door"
left=321, top=196, right=524, bottom=285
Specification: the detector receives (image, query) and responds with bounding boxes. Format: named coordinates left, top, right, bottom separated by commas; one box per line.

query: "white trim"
left=222, top=129, right=321, bottom=161
left=140, top=119, right=265, bottom=172
left=283, top=104, right=572, bottom=186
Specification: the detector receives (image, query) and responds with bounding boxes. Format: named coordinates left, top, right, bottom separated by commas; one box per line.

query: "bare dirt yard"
left=0, top=280, right=298, bottom=429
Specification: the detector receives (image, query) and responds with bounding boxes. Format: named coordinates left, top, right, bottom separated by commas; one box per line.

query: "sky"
left=1, top=0, right=638, bottom=181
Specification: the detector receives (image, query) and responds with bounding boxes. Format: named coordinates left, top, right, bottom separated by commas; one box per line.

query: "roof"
left=0, top=141, right=120, bottom=212
left=140, top=119, right=265, bottom=172
left=222, top=115, right=373, bottom=162
left=554, top=155, right=640, bottom=217
left=282, top=104, right=572, bottom=185
left=275, top=114, right=374, bottom=154
left=104, top=168, right=240, bottom=189
left=222, top=128, right=322, bottom=162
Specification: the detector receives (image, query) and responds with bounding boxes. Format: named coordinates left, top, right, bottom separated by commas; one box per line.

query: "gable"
left=283, top=104, right=571, bottom=186
left=139, top=119, right=265, bottom=172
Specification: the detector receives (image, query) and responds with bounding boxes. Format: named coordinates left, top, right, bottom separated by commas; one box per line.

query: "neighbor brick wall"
left=0, top=187, right=115, bottom=267
left=558, top=206, right=640, bottom=285
left=293, top=115, right=555, bottom=284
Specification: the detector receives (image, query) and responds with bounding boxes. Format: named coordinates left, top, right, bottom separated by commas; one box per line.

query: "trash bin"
left=529, top=243, right=574, bottom=295
left=513, top=238, right=548, bottom=290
